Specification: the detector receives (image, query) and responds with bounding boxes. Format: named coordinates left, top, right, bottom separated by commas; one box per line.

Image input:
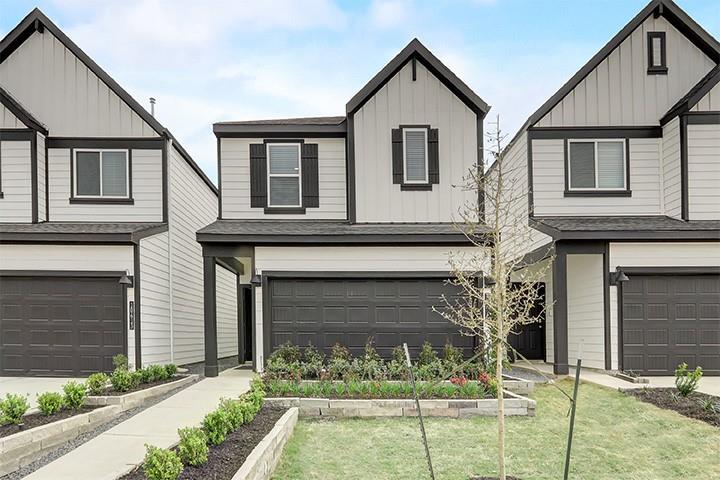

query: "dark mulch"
left=0, top=406, right=101, bottom=439
left=98, top=375, right=185, bottom=396
left=626, top=388, right=720, bottom=427
left=120, top=405, right=287, bottom=480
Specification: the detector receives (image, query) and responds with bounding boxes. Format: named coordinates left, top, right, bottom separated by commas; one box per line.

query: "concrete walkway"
left=0, top=377, right=82, bottom=408
left=25, top=368, right=253, bottom=480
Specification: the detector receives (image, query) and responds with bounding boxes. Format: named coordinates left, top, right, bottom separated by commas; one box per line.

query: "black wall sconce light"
left=609, top=267, right=630, bottom=285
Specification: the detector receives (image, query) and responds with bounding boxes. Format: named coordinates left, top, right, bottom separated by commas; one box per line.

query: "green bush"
left=675, top=363, right=703, bottom=397
left=269, top=342, right=302, bottom=364
left=165, top=364, right=178, bottom=377
left=387, top=345, right=409, bottom=380
left=135, top=368, right=152, bottom=384
left=443, top=342, right=463, bottom=372
left=177, top=427, right=208, bottom=466
left=111, top=368, right=135, bottom=392
left=220, top=397, right=246, bottom=429
left=0, top=393, right=29, bottom=424
left=359, top=338, right=386, bottom=380
left=417, top=341, right=439, bottom=366
left=37, top=391, right=64, bottom=416
left=62, top=381, right=87, bottom=409
left=202, top=408, right=232, bottom=445
left=113, top=354, right=129, bottom=371
left=142, top=445, right=183, bottom=480
left=301, top=345, right=325, bottom=379
left=86, top=372, right=109, bottom=395
left=147, top=364, right=169, bottom=382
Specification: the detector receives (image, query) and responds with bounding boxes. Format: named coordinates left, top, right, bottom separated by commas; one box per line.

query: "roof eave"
left=213, top=122, right=347, bottom=138
left=196, top=232, right=485, bottom=245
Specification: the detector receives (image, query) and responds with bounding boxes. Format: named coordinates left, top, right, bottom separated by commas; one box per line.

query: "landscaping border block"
left=231, top=407, right=299, bottom=480
left=85, top=374, right=198, bottom=411
left=286, top=378, right=535, bottom=395
left=0, top=405, right=122, bottom=477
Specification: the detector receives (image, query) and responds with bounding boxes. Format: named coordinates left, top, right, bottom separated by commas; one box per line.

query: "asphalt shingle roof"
left=215, top=116, right=346, bottom=126
left=536, top=216, right=720, bottom=232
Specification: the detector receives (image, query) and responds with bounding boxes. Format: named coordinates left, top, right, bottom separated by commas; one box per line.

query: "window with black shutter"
left=391, top=126, right=439, bottom=190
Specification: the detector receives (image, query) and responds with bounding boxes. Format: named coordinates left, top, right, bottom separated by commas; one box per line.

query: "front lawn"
left=273, top=380, right=720, bottom=479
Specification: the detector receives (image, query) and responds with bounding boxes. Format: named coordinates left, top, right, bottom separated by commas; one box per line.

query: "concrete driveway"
left=0, top=377, right=83, bottom=408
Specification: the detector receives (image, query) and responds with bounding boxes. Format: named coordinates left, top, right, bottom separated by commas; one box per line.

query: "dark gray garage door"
left=622, top=274, right=720, bottom=376
left=266, top=276, right=473, bottom=359
left=0, top=276, right=126, bottom=376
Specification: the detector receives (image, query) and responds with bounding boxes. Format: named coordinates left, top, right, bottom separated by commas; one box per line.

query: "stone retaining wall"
left=266, top=390, right=535, bottom=418
left=286, top=378, right=534, bottom=395
left=0, top=405, right=121, bottom=476
left=231, top=408, right=299, bottom=480
left=85, top=374, right=198, bottom=411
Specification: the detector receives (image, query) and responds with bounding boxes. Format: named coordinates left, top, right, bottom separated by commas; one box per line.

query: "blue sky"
left=1, top=0, right=718, bottom=183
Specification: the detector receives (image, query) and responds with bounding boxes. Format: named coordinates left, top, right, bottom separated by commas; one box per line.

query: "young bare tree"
left=439, top=115, right=553, bottom=480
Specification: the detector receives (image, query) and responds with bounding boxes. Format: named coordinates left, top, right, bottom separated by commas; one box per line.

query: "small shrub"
left=143, top=445, right=183, bottom=480
left=330, top=343, right=351, bottom=362
left=416, top=359, right=444, bottom=381
left=177, top=427, right=209, bottom=466
left=164, top=364, right=178, bottom=377
left=86, top=372, right=109, bottom=395
left=37, top=391, right=64, bottom=416
left=111, top=368, right=135, bottom=392
left=675, top=362, right=703, bottom=397
left=387, top=345, right=408, bottom=380
left=202, top=408, right=232, bottom=445
left=147, top=364, right=169, bottom=382
left=359, top=338, right=386, bottom=380
left=0, top=394, right=29, bottom=424
left=301, top=344, right=325, bottom=379
left=113, top=354, right=129, bottom=371
left=450, top=376, right=468, bottom=386
left=417, top=341, right=439, bottom=367
left=269, top=342, right=301, bottom=364
left=62, top=381, right=87, bottom=409
left=135, top=368, right=152, bottom=384
left=220, top=398, right=245, bottom=429
left=443, top=342, right=463, bottom=373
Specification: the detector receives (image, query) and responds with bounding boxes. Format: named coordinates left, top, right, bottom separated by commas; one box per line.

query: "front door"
left=509, top=283, right=546, bottom=361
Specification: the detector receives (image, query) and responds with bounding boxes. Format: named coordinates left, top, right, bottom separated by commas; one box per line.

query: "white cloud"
left=369, top=0, right=411, bottom=29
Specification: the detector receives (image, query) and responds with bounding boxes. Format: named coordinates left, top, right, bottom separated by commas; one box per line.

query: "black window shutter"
left=428, top=128, right=439, bottom=184
left=391, top=128, right=403, bottom=184
left=302, top=143, right=319, bottom=208
left=249, top=143, right=267, bottom=207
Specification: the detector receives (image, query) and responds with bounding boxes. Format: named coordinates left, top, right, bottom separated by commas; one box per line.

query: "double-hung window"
left=267, top=143, right=301, bottom=207
left=567, top=140, right=627, bottom=192
left=73, top=149, right=129, bottom=198
left=403, top=128, right=428, bottom=183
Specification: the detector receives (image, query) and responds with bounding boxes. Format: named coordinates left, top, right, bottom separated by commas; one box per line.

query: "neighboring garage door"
left=622, top=274, right=720, bottom=376
left=0, top=276, right=126, bottom=376
left=266, top=276, right=473, bottom=359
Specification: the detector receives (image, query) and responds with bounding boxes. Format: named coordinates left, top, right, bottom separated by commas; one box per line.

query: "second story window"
left=267, top=143, right=301, bottom=207
left=74, top=149, right=129, bottom=198
left=647, top=32, right=667, bottom=74
left=567, top=139, right=627, bottom=191
left=403, top=128, right=428, bottom=183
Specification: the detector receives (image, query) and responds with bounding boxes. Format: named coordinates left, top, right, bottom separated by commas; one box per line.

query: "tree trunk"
left=496, top=338, right=505, bottom=479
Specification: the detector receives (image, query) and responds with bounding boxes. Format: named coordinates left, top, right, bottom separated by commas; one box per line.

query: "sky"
left=1, top=0, right=718, bottom=184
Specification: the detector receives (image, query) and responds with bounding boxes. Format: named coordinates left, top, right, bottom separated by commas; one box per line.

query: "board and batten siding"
left=566, top=254, right=605, bottom=369
left=531, top=138, right=662, bottom=216
left=36, top=132, right=46, bottom=222
left=220, top=137, right=346, bottom=220
left=352, top=60, right=478, bottom=223
left=47, top=148, right=163, bottom=222
left=216, top=265, right=239, bottom=359
left=692, top=81, right=720, bottom=111
left=687, top=124, right=720, bottom=220
left=0, top=31, right=157, bottom=138
left=661, top=117, right=681, bottom=218
left=139, top=231, right=172, bottom=366
left=608, top=242, right=720, bottom=370
left=0, top=103, right=25, bottom=128
left=536, top=15, right=715, bottom=127
left=0, top=140, right=32, bottom=222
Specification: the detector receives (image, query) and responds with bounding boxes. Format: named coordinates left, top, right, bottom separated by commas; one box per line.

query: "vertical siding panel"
left=596, top=60, right=610, bottom=125
left=139, top=231, right=172, bottom=366
left=216, top=266, right=239, bottom=359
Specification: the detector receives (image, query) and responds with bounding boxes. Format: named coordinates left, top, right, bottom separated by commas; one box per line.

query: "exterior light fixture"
left=250, top=273, right=262, bottom=286
left=610, top=267, right=630, bottom=285
left=118, top=272, right=133, bottom=287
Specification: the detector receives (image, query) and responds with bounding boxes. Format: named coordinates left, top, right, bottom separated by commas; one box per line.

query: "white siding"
left=217, top=265, right=238, bottom=359
left=661, top=117, right=681, bottom=218
left=47, top=148, right=163, bottom=222
left=566, top=254, right=605, bottom=369
left=220, top=137, right=346, bottom=220
left=36, top=133, right=46, bottom=222
left=0, top=140, right=32, bottom=222
left=139, top=232, right=172, bottom=366
left=537, top=15, right=715, bottom=127
left=0, top=31, right=157, bottom=137
left=692, top=81, right=720, bottom=111
left=532, top=138, right=662, bottom=216
left=0, top=104, right=25, bottom=128
left=353, top=61, right=478, bottom=222
left=167, top=143, right=226, bottom=365
left=687, top=124, right=720, bottom=220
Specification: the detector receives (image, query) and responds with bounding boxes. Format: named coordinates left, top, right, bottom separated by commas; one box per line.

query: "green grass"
left=272, top=380, right=720, bottom=480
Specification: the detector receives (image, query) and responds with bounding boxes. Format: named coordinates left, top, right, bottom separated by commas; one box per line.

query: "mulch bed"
left=120, top=405, right=287, bottom=480
left=97, top=375, right=185, bottom=397
left=0, top=406, right=101, bottom=439
left=626, top=388, right=720, bottom=427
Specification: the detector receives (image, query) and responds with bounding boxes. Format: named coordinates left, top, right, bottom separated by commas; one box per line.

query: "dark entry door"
left=509, top=283, right=546, bottom=360
left=0, top=276, right=126, bottom=376
left=266, top=276, right=472, bottom=359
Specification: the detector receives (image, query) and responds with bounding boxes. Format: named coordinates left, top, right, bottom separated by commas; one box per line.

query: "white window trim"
left=402, top=127, right=429, bottom=184
left=266, top=143, right=302, bottom=207
left=567, top=139, right=627, bottom=191
left=73, top=149, right=130, bottom=198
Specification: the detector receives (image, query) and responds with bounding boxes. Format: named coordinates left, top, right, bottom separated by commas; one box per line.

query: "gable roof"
left=0, top=8, right=217, bottom=194
left=526, top=0, right=720, bottom=129
left=661, top=63, right=720, bottom=124
left=0, top=84, right=47, bottom=133
left=346, top=38, right=489, bottom=116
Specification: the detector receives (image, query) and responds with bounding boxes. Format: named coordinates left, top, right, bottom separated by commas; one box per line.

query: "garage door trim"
left=261, top=270, right=457, bottom=362
left=617, top=265, right=720, bottom=374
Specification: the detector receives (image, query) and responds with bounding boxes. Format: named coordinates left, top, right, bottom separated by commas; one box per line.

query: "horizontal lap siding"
left=216, top=265, right=238, bottom=359
left=662, top=117, right=681, bottom=218
left=532, top=138, right=662, bottom=216
left=567, top=254, right=605, bottom=369
left=221, top=137, right=346, bottom=220
left=687, top=124, right=720, bottom=220
left=48, top=148, right=163, bottom=222
left=536, top=15, right=715, bottom=127
left=139, top=232, right=171, bottom=366
left=0, top=244, right=133, bottom=271
left=0, top=104, right=24, bottom=128
left=0, top=140, right=32, bottom=222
